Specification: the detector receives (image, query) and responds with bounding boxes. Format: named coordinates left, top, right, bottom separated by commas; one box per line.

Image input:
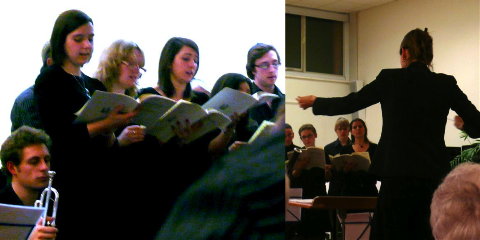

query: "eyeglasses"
left=255, top=62, right=280, bottom=70
left=121, top=61, right=147, bottom=75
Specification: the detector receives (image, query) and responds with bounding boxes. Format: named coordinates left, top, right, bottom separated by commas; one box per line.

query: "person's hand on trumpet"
left=28, top=217, right=58, bottom=240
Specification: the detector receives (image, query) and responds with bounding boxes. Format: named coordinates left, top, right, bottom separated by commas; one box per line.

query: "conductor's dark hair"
left=246, top=43, right=281, bottom=80
left=399, top=28, right=433, bottom=67
left=158, top=37, right=199, bottom=99
left=285, top=123, right=293, bottom=130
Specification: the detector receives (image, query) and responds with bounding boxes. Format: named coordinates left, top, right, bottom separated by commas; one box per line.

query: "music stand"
left=289, top=196, right=377, bottom=240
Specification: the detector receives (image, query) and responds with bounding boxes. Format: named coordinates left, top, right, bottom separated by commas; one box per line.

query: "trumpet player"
left=0, top=126, right=58, bottom=240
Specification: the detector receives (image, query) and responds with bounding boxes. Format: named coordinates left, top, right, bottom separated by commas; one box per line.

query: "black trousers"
left=370, top=178, right=440, bottom=240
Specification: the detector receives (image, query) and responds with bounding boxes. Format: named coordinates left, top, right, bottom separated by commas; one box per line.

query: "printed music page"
left=202, top=87, right=278, bottom=116
left=0, top=203, right=45, bottom=240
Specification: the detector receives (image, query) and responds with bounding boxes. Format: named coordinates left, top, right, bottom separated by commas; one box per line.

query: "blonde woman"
left=95, top=40, right=147, bottom=146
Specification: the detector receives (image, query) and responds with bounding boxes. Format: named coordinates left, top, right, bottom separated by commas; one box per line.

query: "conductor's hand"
left=454, top=115, right=464, bottom=130
left=296, top=95, right=317, bottom=110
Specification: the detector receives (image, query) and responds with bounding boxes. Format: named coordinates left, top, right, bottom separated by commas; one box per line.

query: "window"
left=306, top=17, right=343, bottom=74
left=286, top=14, right=301, bottom=69
left=286, top=8, right=346, bottom=77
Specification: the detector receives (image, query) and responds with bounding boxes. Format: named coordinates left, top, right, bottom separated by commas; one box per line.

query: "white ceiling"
left=286, top=0, right=397, bottom=13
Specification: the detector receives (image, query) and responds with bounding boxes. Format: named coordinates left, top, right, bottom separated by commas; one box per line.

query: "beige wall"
left=286, top=0, right=480, bottom=147
left=286, top=77, right=353, bottom=147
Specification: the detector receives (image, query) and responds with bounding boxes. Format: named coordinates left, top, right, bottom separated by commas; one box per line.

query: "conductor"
left=296, top=28, right=480, bottom=240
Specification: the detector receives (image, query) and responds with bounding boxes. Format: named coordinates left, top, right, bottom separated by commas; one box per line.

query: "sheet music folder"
left=0, top=203, right=45, bottom=240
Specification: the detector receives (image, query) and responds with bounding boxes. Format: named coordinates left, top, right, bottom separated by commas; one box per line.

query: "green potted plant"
left=450, top=131, right=480, bottom=168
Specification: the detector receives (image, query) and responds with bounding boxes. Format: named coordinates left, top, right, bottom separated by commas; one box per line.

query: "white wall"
left=357, top=0, right=479, bottom=146
left=0, top=0, right=285, bottom=146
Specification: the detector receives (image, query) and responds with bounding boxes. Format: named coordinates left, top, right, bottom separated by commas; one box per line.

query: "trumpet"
left=34, top=170, right=59, bottom=227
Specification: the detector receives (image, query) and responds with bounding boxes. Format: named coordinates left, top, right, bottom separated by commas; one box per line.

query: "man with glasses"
left=299, top=123, right=317, bottom=148
left=292, top=123, right=331, bottom=239
left=246, top=43, right=285, bottom=125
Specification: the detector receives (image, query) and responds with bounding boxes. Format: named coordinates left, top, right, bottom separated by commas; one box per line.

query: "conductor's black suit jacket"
left=312, top=62, right=480, bottom=180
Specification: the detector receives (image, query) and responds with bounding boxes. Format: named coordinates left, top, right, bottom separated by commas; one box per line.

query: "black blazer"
left=312, top=62, right=480, bottom=180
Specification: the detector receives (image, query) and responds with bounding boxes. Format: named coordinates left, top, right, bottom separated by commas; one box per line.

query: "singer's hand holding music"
left=118, top=125, right=146, bottom=147
left=105, top=105, right=138, bottom=130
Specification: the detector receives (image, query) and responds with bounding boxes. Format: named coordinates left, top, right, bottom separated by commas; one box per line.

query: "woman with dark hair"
left=297, top=28, right=480, bottom=239
left=210, top=73, right=257, bottom=147
left=139, top=37, right=206, bottom=103
left=349, top=118, right=375, bottom=152
left=137, top=37, right=237, bottom=234
left=210, top=72, right=252, bottom=96
left=138, top=37, right=236, bottom=151
left=34, top=10, right=134, bottom=239
left=328, top=118, right=378, bottom=196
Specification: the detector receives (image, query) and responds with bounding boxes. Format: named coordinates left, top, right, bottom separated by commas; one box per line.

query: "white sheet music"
left=289, top=199, right=314, bottom=204
left=0, top=203, right=45, bottom=240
